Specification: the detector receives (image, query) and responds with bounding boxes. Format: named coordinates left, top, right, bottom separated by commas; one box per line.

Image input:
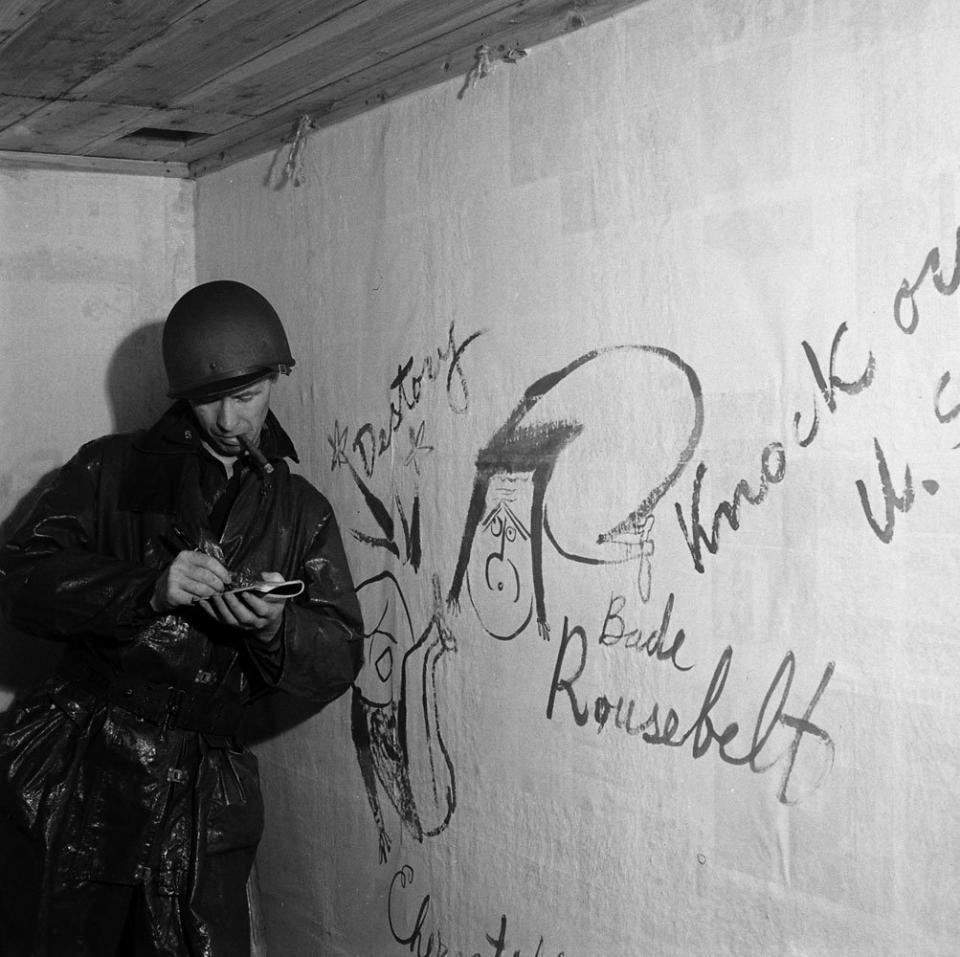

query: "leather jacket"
left=0, top=403, right=363, bottom=952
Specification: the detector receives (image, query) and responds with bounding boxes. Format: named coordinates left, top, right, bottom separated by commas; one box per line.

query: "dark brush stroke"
left=397, top=493, right=422, bottom=572
left=349, top=462, right=395, bottom=541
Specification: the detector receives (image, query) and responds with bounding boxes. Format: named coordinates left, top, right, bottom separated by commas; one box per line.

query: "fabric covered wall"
left=194, top=0, right=959, bottom=954
left=0, top=167, right=194, bottom=707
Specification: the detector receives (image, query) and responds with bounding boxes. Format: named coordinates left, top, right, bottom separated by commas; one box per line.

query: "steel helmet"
left=162, top=280, right=295, bottom=400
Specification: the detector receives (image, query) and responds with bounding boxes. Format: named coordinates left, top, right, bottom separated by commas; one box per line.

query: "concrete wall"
left=194, top=1, right=960, bottom=954
left=0, top=167, right=194, bottom=704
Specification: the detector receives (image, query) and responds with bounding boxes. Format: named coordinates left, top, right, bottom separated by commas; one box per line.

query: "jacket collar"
left=135, top=401, right=300, bottom=464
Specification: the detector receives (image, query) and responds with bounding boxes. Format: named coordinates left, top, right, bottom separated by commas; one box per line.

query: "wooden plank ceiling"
left=0, top=0, right=649, bottom=179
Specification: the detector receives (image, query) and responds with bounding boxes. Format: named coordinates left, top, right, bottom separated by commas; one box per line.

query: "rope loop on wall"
left=457, top=44, right=527, bottom=100
left=282, top=114, right=316, bottom=187
left=471, top=44, right=494, bottom=85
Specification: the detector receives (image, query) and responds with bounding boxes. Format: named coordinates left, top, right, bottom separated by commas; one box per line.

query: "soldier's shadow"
left=243, top=692, right=329, bottom=745
left=0, top=322, right=170, bottom=707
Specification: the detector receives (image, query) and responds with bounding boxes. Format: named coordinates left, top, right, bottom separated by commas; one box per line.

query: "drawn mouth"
left=467, top=559, right=533, bottom=641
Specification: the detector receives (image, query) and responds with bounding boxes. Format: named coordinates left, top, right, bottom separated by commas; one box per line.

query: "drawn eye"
left=375, top=646, right=394, bottom=683
left=505, top=524, right=517, bottom=543
left=488, top=516, right=503, bottom=538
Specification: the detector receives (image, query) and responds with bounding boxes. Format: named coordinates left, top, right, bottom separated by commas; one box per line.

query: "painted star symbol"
left=404, top=421, right=434, bottom=474
left=327, top=420, right=350, bottom=471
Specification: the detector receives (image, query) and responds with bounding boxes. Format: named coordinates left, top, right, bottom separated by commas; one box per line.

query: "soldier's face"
left=190, top=377, right=273, bottom=457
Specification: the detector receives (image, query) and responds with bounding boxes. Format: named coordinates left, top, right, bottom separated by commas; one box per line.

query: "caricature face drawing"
left=465, top=472, right=535, bottom=640
left=351, top=572, right=457, bottom=860
left=354, top=572, right=414, bottom=706
left=448, top=344, right=704, bottom=640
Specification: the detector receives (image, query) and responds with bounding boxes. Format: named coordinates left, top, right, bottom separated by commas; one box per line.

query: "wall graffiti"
left=319, top=207, right=960, bottom=954
left=328, top=321, right=483, bottom=480
left=676, top=320, right=876, bottom=573
left=347, top=460, right=423, bottom=571
left=388, top=865, right=566, bottom=957
left=848, top=223, right=960, bottom=543
left=546, top=596, right=836, bottom=805
left=675, top=223, right=960, bottom=559
left=446, top=345, right=704, bottom=640
left=340, top=277, right=960, bottom=863
left=893, top=225, right=960, bottom=337
left=338, top=330, right=841, bottom=838
left=339, top=323, right=855, bottom=876
left=435, top=339, right=839, bottom=805
left=331, top=322, right=482, bottom=571
left=340, top=327, right=487, bottom=862
left=352, top=572, right=457, bottom=862
left=538, top=219, right=960, bottom=802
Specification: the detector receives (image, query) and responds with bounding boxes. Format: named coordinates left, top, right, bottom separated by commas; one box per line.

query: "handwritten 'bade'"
left=328, top=321, right=484, bottom=479
left=546, top=600, right=835, bottom=806
left=389, top=865, right=565, bottom=957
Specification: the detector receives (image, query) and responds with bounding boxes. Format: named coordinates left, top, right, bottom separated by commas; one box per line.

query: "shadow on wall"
left=106, top=321, right=170, bottom=433
left=243, top=693, right=329, bottom=746
left=0, top=322, right=171, bottom=709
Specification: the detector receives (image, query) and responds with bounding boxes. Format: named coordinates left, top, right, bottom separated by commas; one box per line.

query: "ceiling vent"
left=119, top=127, right=207, bottom=145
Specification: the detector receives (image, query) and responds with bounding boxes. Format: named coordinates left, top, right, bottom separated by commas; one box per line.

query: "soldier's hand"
left=150, top=550, right=232, bottom=612
left=199, top=571, right=289, bottom=643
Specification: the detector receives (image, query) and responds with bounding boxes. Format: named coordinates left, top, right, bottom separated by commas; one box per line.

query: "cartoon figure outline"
left=448, top=344, right=704, bottom=639
left=351, top=572, right=456, bottom=862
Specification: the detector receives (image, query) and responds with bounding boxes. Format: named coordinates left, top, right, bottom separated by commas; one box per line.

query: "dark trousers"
left=0, top=817, right=255, bottom=957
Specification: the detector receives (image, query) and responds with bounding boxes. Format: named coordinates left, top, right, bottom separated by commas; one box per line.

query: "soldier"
left=0, top=280, right=363, bottom=956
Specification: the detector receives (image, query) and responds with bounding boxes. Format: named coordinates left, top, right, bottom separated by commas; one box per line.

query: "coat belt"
left=59, top=651, right=244, bottom=736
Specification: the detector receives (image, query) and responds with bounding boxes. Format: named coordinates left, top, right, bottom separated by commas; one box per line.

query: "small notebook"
left=223, top=579, right=305, bottom=599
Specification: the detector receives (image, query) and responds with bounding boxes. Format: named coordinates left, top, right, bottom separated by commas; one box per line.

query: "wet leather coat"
left=0, top=404, right=364, bottom=956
